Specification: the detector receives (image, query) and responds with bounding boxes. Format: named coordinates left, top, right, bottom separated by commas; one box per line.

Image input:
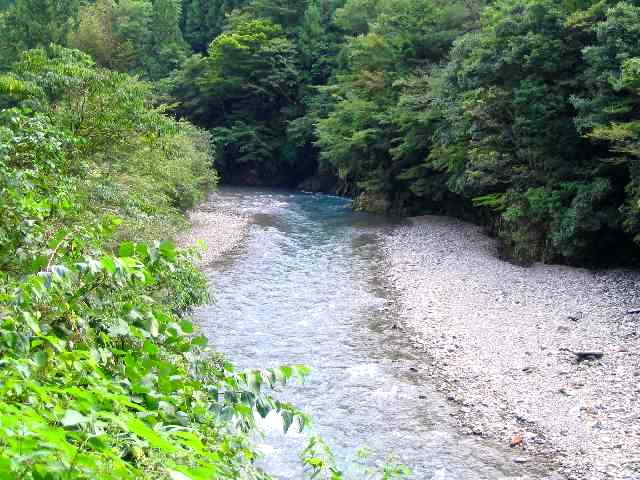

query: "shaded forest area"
left=3, top=0, right=640, bottom=262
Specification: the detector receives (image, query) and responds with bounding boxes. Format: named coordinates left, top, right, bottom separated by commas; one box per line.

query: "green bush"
left=0, top=47, right=318, bottom=479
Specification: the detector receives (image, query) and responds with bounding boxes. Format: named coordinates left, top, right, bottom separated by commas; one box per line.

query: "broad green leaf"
left=126, top=418, right=178, bottom=453
left=61, top=409, right=89, bottom=427
left=191, top=335, right=208, bottom=347
left=101, top=256, right=117, bottom=273
left=119, top=241, right=135, bottom=257
left=180, top=319, right=194, bottom=333
left=22, top=311, right=41, bottom=334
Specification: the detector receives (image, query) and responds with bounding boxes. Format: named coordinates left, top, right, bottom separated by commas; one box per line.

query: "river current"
left=196, top=188, right=551, bottom=480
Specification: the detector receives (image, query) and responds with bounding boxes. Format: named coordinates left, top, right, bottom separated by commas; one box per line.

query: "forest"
left=3, top=0, right=640, bottom=265
left=1, top=0, right=640, bottom=477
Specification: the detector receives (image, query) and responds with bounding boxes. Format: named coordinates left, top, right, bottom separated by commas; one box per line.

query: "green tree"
left=315, top=0, right=484, bottom=209
left=0, top=0, right=79, bottom=66
left=572, top=2, right=640, bottom=243
left=181, top=0, right=248, bottom=52
left=69, top=0, right=187, bottom=79
left=148, top=0, right=189, bottom=78
left=170, top=19, right=302, bottom=184
left=165, top=0, right=640, bottom=264
left=69, top=0, right=153, bottom=73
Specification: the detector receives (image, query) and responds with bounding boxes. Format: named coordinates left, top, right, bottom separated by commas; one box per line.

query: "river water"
left=196, top=188, right=552, bottom=480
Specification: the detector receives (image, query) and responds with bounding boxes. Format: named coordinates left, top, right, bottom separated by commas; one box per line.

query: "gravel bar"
left=383, top=215, right=640, bottom=480
left=177, top=192, right=250, bottom=265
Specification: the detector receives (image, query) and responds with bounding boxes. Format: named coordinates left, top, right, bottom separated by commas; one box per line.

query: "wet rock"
left=352, top=191, right=392, bottom=214
left=568, top=312, right=583, bottom=322
left=574, top=351, right=604, bottom=362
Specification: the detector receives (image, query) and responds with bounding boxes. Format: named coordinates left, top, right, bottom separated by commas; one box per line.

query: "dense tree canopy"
left=2, top=0, right=640, bottom=261
left=170, top=0, right=640, bottom=264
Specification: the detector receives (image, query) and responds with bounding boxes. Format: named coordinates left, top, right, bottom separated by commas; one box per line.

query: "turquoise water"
left=196, top=187, right=551, bottom=480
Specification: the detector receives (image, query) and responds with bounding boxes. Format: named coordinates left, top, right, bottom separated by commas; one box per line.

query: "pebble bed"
left=383, top=215, right=640, bottom=480
left=177, top=197, right=250, bottom=265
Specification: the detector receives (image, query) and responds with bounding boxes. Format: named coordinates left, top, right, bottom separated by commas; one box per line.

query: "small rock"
left=573, top=351, right=604, bottom=361
left=510, top=433, right=524, bottom=447
left=514, top=457, right=529, bottom=464
left=568, top=312, right=583, bottom=321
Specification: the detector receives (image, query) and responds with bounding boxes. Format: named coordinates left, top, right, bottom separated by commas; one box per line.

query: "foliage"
left=0, top=44, right=332, bottom=479
left=312, top=0, right=640, bottom=264
left=302, top=438, right=412, bottom=480
left=572, top=1, right=640, bottom=243
left=315, top=0, right=485, bottom=209
left=68, top=0, right=154, bottom=74
left=8, top=0, right=640, bottom=264
left=0, top=229, right=311, bottom=478
left=1, top=0, right=188, bottom=79
left=1, top=45, right=215, bottom=242
left=167, top=18, right=304, bottom=184
left=180, top=0, right=249, bottom=52
left=0, top=0, right=79, bottom=67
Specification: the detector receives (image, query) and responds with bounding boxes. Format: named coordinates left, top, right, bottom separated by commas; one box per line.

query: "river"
left=195, top=187, right=553, bottom=479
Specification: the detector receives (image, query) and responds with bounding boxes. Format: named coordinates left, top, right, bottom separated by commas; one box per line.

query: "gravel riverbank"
left=383, top=215, right=640, bottom=480
left=177, top=192, right=250, bottom=265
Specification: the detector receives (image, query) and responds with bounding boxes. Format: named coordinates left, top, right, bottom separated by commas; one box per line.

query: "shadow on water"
left=195, top=187, right=554, bottom=480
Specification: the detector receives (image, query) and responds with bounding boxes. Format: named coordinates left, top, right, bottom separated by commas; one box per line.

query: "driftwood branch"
left=560, top=348, right=604, bottom=361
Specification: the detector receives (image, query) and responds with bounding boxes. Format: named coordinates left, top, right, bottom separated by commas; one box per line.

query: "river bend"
left=196, top=188, right=551, bottom=480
